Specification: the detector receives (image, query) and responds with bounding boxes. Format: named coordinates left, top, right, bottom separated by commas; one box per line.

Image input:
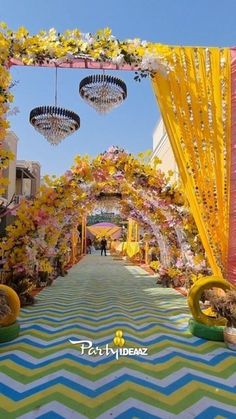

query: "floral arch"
left=1, top=146, right=207, bottom=302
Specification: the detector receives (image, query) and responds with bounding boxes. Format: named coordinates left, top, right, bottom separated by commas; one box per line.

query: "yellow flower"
left=15, top=26, right=29, bottom=39
left=0, top=22, right=8, bottom=30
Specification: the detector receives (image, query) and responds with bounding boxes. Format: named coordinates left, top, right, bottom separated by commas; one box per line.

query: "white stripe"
left=18, top=401, right=86, bottom=418
left=0, top=368, right=235, bottom=393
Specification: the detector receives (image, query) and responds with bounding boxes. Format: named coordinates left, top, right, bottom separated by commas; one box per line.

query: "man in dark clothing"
left=86, top=237, right=92, bottom=254
left=101, top=237, right=107, bottom=256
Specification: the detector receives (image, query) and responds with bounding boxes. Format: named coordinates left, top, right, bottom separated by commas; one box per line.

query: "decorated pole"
left=84, top=215, right=87, bottom=255
left=135, top=222, right=139, bottom=242
left=70, top=228, right=75, bottom=265
left=71, top=226, right=79, bottom=265
left=145, top=242, right=149, bottom=265
left=81, top=216, right=87, bottom=255
left=81, top=218, right=85, bottom=255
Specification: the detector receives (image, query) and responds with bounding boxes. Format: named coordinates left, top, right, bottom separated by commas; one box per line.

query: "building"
left=0, top=131, right=41, bottom=235
left=0, top=132, right=19, bottom=236
left=15, top=160, right=41, bottom=203
left=1, top=131, right=18, bottom=204
left=150, top=118, right=179, bottom=182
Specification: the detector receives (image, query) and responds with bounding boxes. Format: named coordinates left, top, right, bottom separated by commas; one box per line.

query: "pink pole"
left=9, top=57, right=138, bottom=71
left=227, top=48, right=236, bottom=285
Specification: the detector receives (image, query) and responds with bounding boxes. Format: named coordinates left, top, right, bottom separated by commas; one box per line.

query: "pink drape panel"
left=227, top=49, right=236, bottom=285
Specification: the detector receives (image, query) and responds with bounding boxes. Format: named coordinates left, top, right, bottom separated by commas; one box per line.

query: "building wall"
left=1, top=131, right=18, bottom=203
left=150, top=119, right=178, bottom=182
left=31, top=161, right=41, bottom=195
left=16, top=160, right=41, bottom=198
left=15, top=177, right=32, bottom=196
left=0, top=135, right=41, bottom=236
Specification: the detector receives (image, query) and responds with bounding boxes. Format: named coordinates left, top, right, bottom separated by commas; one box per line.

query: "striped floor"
left=0, top=254, right=236, bottom=418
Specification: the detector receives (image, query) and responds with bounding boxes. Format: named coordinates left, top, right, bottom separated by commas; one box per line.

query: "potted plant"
left=209, top=290, right=236, bottom=351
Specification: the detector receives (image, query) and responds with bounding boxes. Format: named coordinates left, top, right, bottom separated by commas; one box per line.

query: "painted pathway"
left=0, top=254, right=236, bottom=418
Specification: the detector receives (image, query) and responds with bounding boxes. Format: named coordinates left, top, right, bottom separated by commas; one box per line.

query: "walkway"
left=0, top=254, right=235, bottom=418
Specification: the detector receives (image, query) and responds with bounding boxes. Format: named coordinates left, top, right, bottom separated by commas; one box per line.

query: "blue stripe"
left=116, top=407, right=161, bottom=418
left=19, top=312, right=187, bottom=322
left=0, top=350, right=234, bottom=368
left=36, top=413, right=65, bottom=419
left=0, top=334, right=217, bottom=352
left=195, top=406, right=236, bottom=418
left=19, top=322, right=187, bottom=333
left=21, top=305, right=185, bottom=314
left=0, top=373, right=235, bottom=401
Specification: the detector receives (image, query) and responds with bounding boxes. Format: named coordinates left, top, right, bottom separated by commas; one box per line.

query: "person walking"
left=86, top=237, right=92, bottom=254
left=100, top=236, right=107, bottom=256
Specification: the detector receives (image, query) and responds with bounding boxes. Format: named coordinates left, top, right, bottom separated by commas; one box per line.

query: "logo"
left=69, top=329, right=148, bottom=360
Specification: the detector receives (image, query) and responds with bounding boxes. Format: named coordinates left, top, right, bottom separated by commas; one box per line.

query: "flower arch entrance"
left=2, top=146, right=205, bottom=299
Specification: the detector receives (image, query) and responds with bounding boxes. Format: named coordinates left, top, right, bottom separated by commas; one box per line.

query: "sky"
left=2, top=0, right=236, bottom=176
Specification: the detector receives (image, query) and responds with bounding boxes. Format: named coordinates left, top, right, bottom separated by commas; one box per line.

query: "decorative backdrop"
left=0, top=24, right=235, bottom=284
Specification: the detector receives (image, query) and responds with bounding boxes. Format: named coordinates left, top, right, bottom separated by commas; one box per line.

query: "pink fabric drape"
left=227, top=49, right=236, bottom=285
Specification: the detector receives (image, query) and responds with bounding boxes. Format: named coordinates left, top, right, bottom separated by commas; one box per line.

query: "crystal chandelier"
left=79, top=73, right=127, bottom=113
left=29, top=67, right=80, bottom=145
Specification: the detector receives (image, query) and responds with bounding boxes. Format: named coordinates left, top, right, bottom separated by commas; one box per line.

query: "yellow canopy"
left=87, top=224, right=121, bottom=239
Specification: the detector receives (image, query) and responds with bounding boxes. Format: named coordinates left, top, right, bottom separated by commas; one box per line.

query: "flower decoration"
left=1, top=146, right=208, bottom=300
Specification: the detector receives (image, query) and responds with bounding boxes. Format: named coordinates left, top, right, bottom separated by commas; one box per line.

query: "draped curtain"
left=152, top=46, right=234, bottom=283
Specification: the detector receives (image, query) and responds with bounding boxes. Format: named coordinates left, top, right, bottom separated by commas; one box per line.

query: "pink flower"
left=176, top=259, right=184, bottom=269
left=65, top=170, right=73, bottom=181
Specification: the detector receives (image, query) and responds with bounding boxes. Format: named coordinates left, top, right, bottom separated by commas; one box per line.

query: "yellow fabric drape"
left=127, top=219, right=139, bottom=242
left=110, top=240, right=140, bottom=257
left=125, top=242, right=140, bottom=258
left=152, top=46, right=231, bottom=278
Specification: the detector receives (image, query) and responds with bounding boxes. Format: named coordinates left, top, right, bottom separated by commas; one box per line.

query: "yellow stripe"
left=1, top=355, right=235, bottom=379
left=0, top=382, right=235, bottom=412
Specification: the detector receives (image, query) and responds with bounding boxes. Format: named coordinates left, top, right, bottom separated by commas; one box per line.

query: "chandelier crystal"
left=79, top=74, right=127, bottom=113
left=29, top=106, right=80, bottom=145
left=29, top=67, right=80, bottom=145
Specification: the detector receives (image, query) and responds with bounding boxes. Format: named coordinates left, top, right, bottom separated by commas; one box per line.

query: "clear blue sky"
left=2, top=0, right=236, bottom=175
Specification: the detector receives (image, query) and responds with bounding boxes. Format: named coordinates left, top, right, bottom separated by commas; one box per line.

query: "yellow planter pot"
left=188, top=276, right=231, bottom=326
left=0, top=285, right=21, bottom=327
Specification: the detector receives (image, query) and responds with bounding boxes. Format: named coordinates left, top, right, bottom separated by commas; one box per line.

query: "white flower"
left=66, top=52, right=75, bottom=59
left=133, top=38, right=141, bottom=48
left=140, top=52, right=169, bottom=75
left=81, top=32, right=94, bottom=45
left=112, top=54, right=125, bottom=65
left=48, top=28, right=57, bottom=40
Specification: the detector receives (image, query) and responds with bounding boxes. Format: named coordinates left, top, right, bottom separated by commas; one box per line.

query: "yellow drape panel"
left=127, top=219, right=139, bottom=242
left=125, top=242, right=140, bottom=258
left=122, top=242, right=127, bottom=253
left=152, top=46, right=231, bottom=277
